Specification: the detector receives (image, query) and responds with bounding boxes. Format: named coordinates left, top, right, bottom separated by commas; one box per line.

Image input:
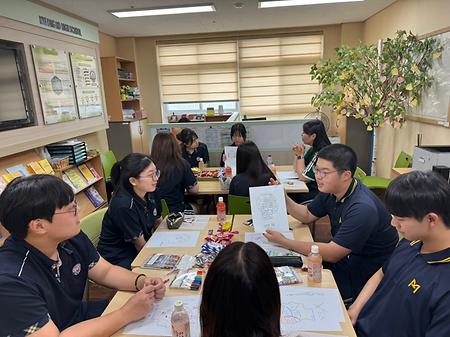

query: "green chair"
left=354, top=167, right=367, bottom=180
left=161, top=199, right=170, bottom=219
left=227, top=195, right=251, bottom=215
left=100, top=150, right=117, bottom=182
left=355, top=166, right=391, bottom=190
left=80, top=207, right=107, bottom=248
left=394, top=151, right=413, bottom=168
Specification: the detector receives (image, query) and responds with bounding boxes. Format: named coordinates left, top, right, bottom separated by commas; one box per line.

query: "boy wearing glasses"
left=350, top=171, right=450, bottom=337
left=265, top=144, right=398, bottom=301
left=0, top=175, right=166, bottom=337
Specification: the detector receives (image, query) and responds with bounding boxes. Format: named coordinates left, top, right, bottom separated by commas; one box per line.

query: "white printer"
left=412, top=146, right=450, bottom=171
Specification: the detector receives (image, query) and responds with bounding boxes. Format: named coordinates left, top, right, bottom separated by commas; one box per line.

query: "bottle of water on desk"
left=171, top=300, right=190, bottom=337
left=216, top=196, right=227, bottom=223
left=307, top=245, right=323, bottom=283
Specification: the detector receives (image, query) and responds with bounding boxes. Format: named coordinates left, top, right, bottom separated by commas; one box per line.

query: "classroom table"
left=104, top=214, right=356, bottom=337
left=391, top=167, right=413, bottom=178
left=190, top=166, right=309, bottom=195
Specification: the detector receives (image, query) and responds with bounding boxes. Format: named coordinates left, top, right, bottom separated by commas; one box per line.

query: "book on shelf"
left=2, top=172, right=22, bottom=183
left=84, top=186, right=105, bottom=208
left=6, top=164, right=30, bottom=177
left=38, top=159, right=55, bottom=174
left=64, top=167, right=88, bottom=191
left=89, top=166, right=101, bottom=179
left=78, top=164, right=97, bottom=184
left=26, top=162, right=46, bottom=175
left=61, top=173, right=77, bottom=193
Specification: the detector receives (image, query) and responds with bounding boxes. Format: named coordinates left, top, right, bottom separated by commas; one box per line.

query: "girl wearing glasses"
left=97, top=153, right=162, bottom=269
left=291, top=119, right=331, bottom=203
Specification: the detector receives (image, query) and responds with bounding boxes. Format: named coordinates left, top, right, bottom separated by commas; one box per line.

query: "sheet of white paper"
left=283, top=180, right=308, bottom=191
left=123, top=295, right=201, bottom=336
left=277, top=171, right=299, bottom=181
left=145, top=231, right=200, bottom=248
left=249, top=185, right=289, bottom=233
left=224, top=146, right=237, bottom=176
left=180, top=215, right=211, bottom=230
left=280, top=287, right=345, bottom=333
left=245, top=232, right=294, bottom=245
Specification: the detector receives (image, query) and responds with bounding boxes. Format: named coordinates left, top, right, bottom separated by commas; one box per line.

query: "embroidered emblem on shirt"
left=72, top=263, right=81, bottom=276
left=408, top=278, right=421, bottom=294
left=24, top=322, right=40, bottom=335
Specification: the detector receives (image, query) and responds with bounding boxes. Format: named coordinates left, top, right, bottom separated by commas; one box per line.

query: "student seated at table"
left=220, top=122, right=247, bottom=167
left=200, top=241, right=281, bottom=337
left=291, top=119, right=331, bottom=203
left=229, top=141, right=275, bottom=197
left=151, top=132, right=199, bottom=213
left=264, top=144, right=399, bottom=301
left=349, top=171, right=450, bottom=337
left=176, top=128, right=209, bottom=168
left=0, top=174, right=166, bottom=337
left=97, top=153, right=162, bottom=269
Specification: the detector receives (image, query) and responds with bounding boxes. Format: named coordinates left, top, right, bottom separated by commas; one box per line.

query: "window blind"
left=158, top=41, right=238, bottom=103
left=239, top=35, right=322, bottom=117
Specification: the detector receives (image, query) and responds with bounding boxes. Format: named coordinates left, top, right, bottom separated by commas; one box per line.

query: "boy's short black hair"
left=0, top=175, right=74, bottom=240
left=317, top=143, right=357, bottom=175
left=385, top=171, right=450, bottom=227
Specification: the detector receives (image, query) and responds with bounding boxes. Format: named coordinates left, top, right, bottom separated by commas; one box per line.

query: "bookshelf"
left=0, top=151, right=107, bottom=246
left=101, top=56, right=143, bottom=122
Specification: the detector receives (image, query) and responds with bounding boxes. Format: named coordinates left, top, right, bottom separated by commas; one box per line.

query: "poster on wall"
left=70, top=53, right=104, bottom=119
left=31, top=45, right=77, bottom=124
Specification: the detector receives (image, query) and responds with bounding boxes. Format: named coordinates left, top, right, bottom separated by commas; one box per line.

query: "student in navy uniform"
left=265, top=144, right=398, bottom=301
left=200, top=242, right=281, bottom=337
left=0, top=174, right=166, bottom=337
left=176, top=128, right=209, bottom=168
left=291, top=119, right=331, bottom=203
left=151, top=132, right=199, bottom=213
left=349, top=171, right=450, bottom=337
left=220, top=122, right=247, bottom=167
left=97, top=153, right=162, bottom=269
left=229, top=141, right=275, bottom=197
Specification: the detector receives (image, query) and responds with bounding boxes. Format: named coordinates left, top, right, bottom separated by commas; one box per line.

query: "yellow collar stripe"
left=427, top=257, right=450, bottom=264
left=410, top=240, right=421, bottom=246
left=341, top=179, right=358, bottom=203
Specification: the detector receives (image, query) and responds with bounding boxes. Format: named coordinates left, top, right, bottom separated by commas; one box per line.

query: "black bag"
left=269, top=256, right=303, bottom=268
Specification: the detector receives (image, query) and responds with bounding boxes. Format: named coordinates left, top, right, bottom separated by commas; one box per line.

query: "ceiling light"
left=110, top=3, right=216, bottom=18
left=259, top=0, right=365, bottom=9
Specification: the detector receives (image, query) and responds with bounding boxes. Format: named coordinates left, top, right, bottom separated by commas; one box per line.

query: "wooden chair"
left=227, top=195, right=251, bottom=215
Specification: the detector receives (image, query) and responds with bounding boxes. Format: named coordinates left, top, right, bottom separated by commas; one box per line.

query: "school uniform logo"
left=72, top=263, right=81, bottom=276
left=408, top=278, right=421, bottom=294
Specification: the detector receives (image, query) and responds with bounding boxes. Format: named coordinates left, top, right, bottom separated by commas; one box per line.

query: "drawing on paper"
left=281, top=301, right=328, bottom=325
left=256, top=193, right=279, bottom=220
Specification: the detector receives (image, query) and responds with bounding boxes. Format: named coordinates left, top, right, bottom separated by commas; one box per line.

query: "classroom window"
left=157, top=33, right=323, bottom=120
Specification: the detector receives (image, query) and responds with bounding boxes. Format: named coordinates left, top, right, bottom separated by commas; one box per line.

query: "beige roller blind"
left=239, top=35, right=322, bottom=117
left=158, top=41, right=238, bottom=103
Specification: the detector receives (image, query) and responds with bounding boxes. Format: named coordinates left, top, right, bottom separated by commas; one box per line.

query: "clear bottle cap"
left=174, top=300, right=184, bottom=309
left=218, top=197, right=224, bottom=202
left=311, top=245, right=319, bottom=254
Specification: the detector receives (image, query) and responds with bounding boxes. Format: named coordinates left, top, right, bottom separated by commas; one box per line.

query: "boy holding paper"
left=264, top=144, right=398, bottom=301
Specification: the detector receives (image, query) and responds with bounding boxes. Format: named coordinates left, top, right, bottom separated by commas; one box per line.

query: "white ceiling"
left=38, top=0, right=397, bottom=37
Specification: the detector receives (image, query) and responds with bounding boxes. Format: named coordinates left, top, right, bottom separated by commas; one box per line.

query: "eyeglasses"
left=53, top=200, right=79, bottom=217
left=313, top=166, right=339, bottom=179
left=139, top=170, right=160, bottom=181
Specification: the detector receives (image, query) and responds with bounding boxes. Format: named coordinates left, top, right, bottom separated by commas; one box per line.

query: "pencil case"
left=167, top=212, right=184, bottom=229
left=269, top=256, right=303, bottom=268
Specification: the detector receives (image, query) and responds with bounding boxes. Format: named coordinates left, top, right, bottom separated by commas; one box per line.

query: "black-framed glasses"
left=313, top=166, right=339, bottom=179
left=53, top=200, right=79, bottom=217
left=139, top=170, right=160, bottom=181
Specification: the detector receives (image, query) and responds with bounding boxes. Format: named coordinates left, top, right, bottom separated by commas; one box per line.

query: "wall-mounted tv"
left=0, top=39, right=35, bottom=131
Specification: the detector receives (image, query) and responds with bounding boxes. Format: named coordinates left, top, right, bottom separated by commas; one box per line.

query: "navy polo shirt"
left=356, top=239, right=450, bottom=337
left=97, top=189, right=161, bottom=269
left=181, top=142, right=210, bottom=168
left=0, top=232, right=99, bottom=336
left=307, top=179, right=398, bottom=299
left=158, top=161, right=198, bottom=213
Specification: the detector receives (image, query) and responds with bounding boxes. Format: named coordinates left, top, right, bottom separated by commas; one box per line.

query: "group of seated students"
left=1, top=121, right=449, bottom=337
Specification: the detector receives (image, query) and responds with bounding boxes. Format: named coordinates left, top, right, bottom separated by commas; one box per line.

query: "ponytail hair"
left=111, top=153, right=154, bottom=195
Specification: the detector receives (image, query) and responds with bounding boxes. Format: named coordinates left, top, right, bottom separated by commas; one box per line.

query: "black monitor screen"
left=0, top=41, right=34, bottom=131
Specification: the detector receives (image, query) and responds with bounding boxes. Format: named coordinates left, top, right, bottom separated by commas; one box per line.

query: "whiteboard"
left=148, top=119, right=307, bottom=152
left=410, top=31, right=450, bottom=125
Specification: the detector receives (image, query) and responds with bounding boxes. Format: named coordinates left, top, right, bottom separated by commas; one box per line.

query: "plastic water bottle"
left=171, top=300, right=190, bottom=337
left=198, top=158, right=205, bottom=170
left=267, top=154, right=276, bottom=174
left=216, top=197, right=227, bottom=222
left=307, top=245, right=323, bottom=283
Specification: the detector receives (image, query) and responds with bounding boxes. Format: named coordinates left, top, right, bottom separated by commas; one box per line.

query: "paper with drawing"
left=145, top=231, right=200, bottom=248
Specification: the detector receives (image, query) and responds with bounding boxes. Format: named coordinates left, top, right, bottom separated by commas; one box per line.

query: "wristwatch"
left=297, top=155, right=303, bottom=160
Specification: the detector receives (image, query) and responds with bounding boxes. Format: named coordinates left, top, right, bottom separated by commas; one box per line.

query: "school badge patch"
left=72, top=263, right=81, bottom=276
